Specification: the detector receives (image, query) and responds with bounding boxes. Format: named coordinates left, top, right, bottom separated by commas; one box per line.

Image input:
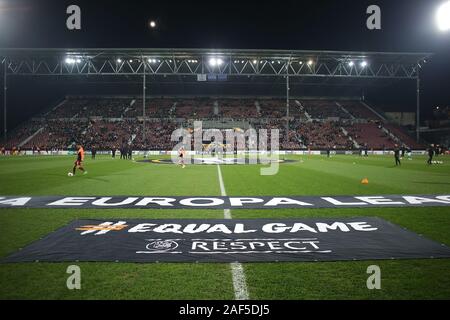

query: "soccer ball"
left=67, top=172, right=73, bottom=177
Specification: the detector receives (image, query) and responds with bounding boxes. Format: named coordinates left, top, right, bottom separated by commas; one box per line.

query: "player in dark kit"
left=72, top=144, right=87, bottom=175
left=394, top=144, right=401, bottom=166
left=121, top=144, right=127, bottom=160
left=427, top=144, right=435, bottom=165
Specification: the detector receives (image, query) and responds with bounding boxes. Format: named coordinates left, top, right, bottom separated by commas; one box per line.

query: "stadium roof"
left=0, top=48, right=432, bottom=80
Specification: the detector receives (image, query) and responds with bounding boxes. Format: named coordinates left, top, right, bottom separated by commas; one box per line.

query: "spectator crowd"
left=0, top=96, right=426, bottom=153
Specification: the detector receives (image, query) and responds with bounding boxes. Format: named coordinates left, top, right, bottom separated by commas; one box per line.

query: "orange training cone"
left=361, top=178, right=369, bottom=184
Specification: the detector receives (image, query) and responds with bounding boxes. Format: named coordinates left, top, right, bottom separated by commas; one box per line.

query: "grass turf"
left=0, top=153, right=449, bottom=299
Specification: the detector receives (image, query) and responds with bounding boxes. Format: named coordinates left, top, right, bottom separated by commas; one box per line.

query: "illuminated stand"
left=1, top=48, right=431, bottom=144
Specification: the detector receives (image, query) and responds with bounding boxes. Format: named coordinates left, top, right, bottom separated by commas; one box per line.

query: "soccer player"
left=72, top=144, right=87, bottom=175
left=427, top=144, right=434, bottom=165
left=178, top=146, right=186, bottom=168
left=394, top=144, right=401, bottom=166
left=128, top=145, right=132, bottom=160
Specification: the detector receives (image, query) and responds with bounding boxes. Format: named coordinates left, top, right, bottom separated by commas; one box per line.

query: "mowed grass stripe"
left=220, top=155, right=450, bottom=300
left=0, top=156, right=235, bottom=300
left=0, top=263, right=234, bottom=300
left=221, top=155, right=450, bottom=195
left=238, top=208, right=450, bottom=299
left=0, top=155, right=221, bottom=196
left=0, top=154, right=449, bottom=299
left=217, top=165, right=250, bottom=300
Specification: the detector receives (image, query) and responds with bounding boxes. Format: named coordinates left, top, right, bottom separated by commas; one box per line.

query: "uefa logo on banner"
left=145, top=240, right=179, bottom=253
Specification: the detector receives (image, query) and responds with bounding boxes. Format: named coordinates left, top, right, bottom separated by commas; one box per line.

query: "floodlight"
left=348, top=61, right=354, bottom=67
left=360, top=61, right=368, bottom=67
left=209, top=58, right=223, bottom=66
left=436, top=1, right=450, bottom=31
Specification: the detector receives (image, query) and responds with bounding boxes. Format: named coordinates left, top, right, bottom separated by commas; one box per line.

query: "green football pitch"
left=0, top=154, right=449, bottom=299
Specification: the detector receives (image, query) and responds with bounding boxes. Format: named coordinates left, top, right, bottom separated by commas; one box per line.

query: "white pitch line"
left=217, top=164, right=249, bottom=300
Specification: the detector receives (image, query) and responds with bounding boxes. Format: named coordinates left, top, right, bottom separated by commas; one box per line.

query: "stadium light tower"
left=436, top=1, right=450, bottom=31
left=3, top=58, right=6, bottom=143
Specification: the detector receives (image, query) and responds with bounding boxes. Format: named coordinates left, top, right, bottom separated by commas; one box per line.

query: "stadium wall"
left=1, top=150, right=428, bottom=156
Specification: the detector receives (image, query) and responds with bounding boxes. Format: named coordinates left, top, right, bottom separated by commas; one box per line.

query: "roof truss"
left=0, top=48, right=431, bottom=81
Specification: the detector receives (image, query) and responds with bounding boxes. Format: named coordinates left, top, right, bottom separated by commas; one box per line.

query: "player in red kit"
left=71, top=144, right=87, bottom=175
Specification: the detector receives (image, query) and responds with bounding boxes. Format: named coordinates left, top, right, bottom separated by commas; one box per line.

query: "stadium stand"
left=125, top=98, right=173, bottom=118
left=4, top=120, right=45, bottom=149
left=44, top=98, right=131, bottom=119
left=346, top=122, right=396, bottom=150
left=294, top=121, right=354, bottom=150
left=258, top=99, right=286, bottom=118
left=219, top=98, right=258, bottom=119
left=175, top=98, right=215, bottom=119
left=1, top=96, right=425, bottom=152
left=339, top=100, right=381, bottom=120
left=300, top=100, right=351, bottom=120
left=383, top=123, right=423, bottom=149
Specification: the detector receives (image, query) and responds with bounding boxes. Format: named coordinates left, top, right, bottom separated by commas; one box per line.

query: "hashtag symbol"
left=76, top=221, right=128, bottom=235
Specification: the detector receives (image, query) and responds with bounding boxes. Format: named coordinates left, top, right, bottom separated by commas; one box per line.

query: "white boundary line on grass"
left=217, top=164, right=250, bottom=300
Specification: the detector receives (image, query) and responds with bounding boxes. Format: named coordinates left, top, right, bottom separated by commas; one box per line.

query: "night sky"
left=0, top=0, right=449, bottom=131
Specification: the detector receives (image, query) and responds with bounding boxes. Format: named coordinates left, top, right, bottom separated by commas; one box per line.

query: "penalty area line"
left=217, top=164, right=249, bottom=300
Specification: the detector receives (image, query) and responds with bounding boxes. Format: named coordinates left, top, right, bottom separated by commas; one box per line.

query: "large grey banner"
left=1, top=194, right=450, bottom=209
left=4, top=217, right=450, bottom=263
